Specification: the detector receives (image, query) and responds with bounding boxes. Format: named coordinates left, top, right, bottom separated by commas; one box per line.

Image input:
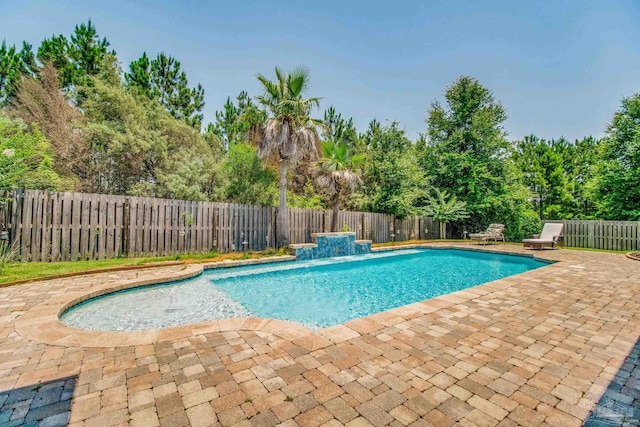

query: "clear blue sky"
left=1, top=0, right=639, bottom=141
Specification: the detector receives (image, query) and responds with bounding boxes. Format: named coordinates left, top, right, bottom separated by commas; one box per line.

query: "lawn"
left=0, top=248, right=290, bottom=285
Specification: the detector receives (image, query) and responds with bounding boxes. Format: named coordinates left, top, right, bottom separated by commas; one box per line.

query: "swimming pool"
left=60, top=248, right=549, bottom=331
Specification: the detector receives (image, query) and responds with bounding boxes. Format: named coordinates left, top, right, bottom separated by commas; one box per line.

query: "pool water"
left=60, top=249, right=548, bottom=331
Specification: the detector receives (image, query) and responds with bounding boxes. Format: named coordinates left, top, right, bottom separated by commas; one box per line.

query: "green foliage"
left=69, top=20, right=113, bottom=80
left=316, top=141, right=364, bottom=197
left=423, top=189, right=468, bottom=223
left=571, top=136, right=600, bottom=217
left=1, top=19, right=638, bottom=232
left=422, top=189, right=468, bottom=239
left=37, top=35, right=74, bottom=86
left=0, top=115, right=61, bottom=191
left=423, top=76, right=534, bottom=238
left=323, top=106, right=359, bottom=151
left=354, top=122, right=426, bottom=218
left=0, top=41, right=37, bottom=105
left=255, top=66, right=321, bottom=164
left=511, top=209, right=542, bottom=241
left=81, top=77, right=220, bottom=200
left=125, top=52, right=205, bottom=129
left=287, top=183, right=325, bottom=209
left=591, top=93, right=640, bottom=220
left=37, top=19, right=114, bottom=89
left=316, top=140, right=364, bottom=229
left=211, top=91, right=266, bottom=146
left=125, top=52, right=152, bottom=97
left=511, top=135, right=576, bottom=219
left=222, top=142, right=277, bottom=206
left=427, top=76, right=508, bottom=161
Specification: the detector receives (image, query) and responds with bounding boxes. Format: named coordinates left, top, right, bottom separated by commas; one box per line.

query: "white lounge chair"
left=523, top=223, right=564, bottom=250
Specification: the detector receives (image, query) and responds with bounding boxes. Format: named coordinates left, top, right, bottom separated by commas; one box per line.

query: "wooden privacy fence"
left=0, top=190, right=442, bottom=262
left=543, top=220, right=640, bottom=251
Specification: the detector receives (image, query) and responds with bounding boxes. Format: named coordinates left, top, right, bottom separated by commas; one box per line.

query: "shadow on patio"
left=584, top=338, right=640, bottom=426
left=0, top=375, right=76, bottom=426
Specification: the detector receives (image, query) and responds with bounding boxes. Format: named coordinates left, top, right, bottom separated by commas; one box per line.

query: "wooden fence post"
left=123, top=198, right=131, bottom=258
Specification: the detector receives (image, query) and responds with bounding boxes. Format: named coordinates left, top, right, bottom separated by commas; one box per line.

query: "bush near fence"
left=0, top=190, right=442, bottom=262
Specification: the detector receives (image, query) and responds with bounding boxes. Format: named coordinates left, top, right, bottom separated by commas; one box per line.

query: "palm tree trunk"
left=331, top=202, right=339, bottom=232
left=276, top=161, right=289, bottom=247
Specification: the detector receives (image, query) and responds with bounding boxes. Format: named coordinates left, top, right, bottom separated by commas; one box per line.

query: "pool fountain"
left=290, top=232, right=372, bottom=260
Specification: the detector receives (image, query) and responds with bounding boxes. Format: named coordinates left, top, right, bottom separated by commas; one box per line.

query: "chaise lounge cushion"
left=523, top=223, right=564, bottom=249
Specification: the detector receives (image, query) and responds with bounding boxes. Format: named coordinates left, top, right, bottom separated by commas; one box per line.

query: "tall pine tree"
left=125, top=52, right=205, bottom=129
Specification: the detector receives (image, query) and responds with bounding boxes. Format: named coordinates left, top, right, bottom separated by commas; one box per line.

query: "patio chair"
left=523, top=223, right=564, bottom=250
left=469, top=224, right=506, bottom=245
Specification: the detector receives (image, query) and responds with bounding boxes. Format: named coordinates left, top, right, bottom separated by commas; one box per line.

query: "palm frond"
left=423, top=188, right=469, bottom=222
left=254, top=66, right=321, bottom=165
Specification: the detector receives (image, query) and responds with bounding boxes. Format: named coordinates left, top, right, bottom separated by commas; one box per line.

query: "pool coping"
left=14, top=244, right=564, bottom=349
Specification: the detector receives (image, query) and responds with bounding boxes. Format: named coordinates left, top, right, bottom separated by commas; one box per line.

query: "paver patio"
left=0, top=243, right=639, bottom=426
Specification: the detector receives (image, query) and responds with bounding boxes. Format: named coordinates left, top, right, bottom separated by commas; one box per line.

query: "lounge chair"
left=523, top=223, right=564, bottom=250
left=470, top=224, right=505, bottom=245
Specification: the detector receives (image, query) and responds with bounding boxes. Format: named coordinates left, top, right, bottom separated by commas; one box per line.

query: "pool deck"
left=0, top=243, right=639, bottom=426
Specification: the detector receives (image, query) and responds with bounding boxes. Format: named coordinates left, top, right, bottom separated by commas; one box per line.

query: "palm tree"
left=423, top=189, right=469, bottom=239
left=316, top=141, right=365, bottom=232
left=255, top=66, right=321, bottom=247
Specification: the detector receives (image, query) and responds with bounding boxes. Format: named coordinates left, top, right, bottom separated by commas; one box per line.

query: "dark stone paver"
left=585, top=338, right=640, bottom=426
left=0, top=377, right=75, bottom=426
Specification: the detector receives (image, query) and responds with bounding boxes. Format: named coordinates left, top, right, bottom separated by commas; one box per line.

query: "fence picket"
left=5, top=190, right=640, bottom=261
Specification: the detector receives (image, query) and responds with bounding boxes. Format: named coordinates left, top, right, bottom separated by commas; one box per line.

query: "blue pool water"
left=60, top=249, right=548, bottom=331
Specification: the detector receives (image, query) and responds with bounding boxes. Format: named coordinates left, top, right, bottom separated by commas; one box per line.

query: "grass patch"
left=564, top=246, right=629, bottom=254
left=0, top=247, right=291, bottom=284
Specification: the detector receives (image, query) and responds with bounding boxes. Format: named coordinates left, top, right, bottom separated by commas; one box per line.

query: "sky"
left=1, top=0, right=639, bottom=142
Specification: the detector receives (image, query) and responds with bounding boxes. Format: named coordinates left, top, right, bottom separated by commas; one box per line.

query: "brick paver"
left=0, top=244, right=639, bottom=426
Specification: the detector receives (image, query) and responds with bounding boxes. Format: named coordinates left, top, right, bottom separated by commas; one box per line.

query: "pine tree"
left=126, top=52, right=205, bottom=129
left=0, top=41, right=37, bottom=105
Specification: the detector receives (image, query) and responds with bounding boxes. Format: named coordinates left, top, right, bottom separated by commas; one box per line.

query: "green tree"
left=354, top=121, right=426, bottom=218
left=37, top=35, right=74, bottom=87
left=0, top=114, right=61, bottom=191
left=591, top=93, right=640, bottom=220
left=211, top=91, right=267, bottom=147
left=125, top=52, right=152, bottom=97
left=0, top=41, right=37, bottom=105
left=125, top=52, right=205, bottom=129
left=423, top=76, right=536, bottom=240
left=254, top=66, right=321, bottom=247
left=571, top=136, right=600, bottom=217
left=81, top=75, right=220, bottom=199
left=69, top=20, right=113, bottom=82
left=511, top=135, right=575, bottom=219
left=37, top=19, right=114, bottom=89
left=422, top=189, right=469, bottom=238
left=222, top=142, right=277, bottom=205
left=323, top=106, right=359, bottom=151
left=316, top=141, right=364, bottom=231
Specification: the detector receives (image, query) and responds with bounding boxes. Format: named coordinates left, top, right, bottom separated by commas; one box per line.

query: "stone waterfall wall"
left=291, top=232, right=372, bottom=261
